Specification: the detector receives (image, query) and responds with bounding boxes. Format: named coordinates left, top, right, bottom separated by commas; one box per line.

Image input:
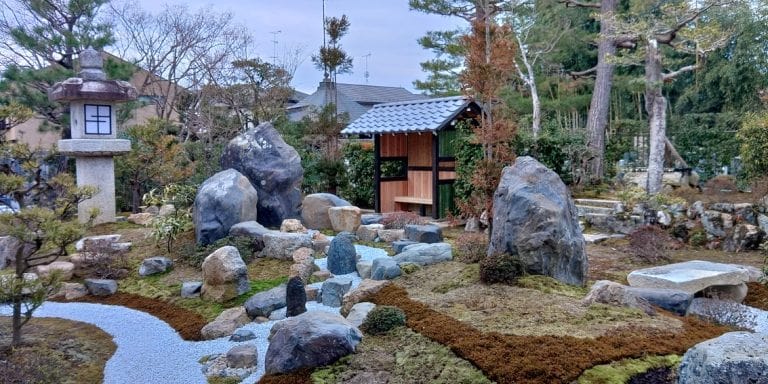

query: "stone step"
left=583, top=213, right=643, bottom=223
left=583, top=233, right=625, bottom=244
left=576, top=205, right=614, bottom=216
left=574, top=198, right=621, bottom=209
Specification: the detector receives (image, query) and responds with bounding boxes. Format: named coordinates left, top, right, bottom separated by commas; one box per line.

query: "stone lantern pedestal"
left=49, top=48, right=138, bottom=224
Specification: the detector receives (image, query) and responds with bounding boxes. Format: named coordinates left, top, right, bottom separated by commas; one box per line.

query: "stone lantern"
left=49, top=48, right=137, bottom=224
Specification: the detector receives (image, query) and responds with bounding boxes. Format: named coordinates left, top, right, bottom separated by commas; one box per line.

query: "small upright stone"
left=326, top=232, right=358, bottom=275
left=285, top=276, right=307, bottom=317
left=321, top=277, right=353, bottom=307
left=181, top=281, right=203, bottom=298
left=280, top=219, right=307, bottom=233
left=226, top=344, right=258, bottom=369
left=84, top=279, right=117, bottom=296
left=138, top=256, right=173, bottom=277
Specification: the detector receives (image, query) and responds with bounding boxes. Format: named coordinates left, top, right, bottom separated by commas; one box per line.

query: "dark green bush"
left=479, top=253, right=525, bottom=284
left=455, top=232, right=489, bottom=263
left=182, top=235, right=259, bottom=268
left=628, top=225, right=673, bottom=263
left=340, top=142, right=374, bottom=208
left=360, top=305, right=407, bottom=335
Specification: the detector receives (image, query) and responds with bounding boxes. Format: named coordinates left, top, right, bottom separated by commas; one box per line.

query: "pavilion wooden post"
left=373, top=134, right=382, bottom=213
left=431, top=132, right=439, bottom=219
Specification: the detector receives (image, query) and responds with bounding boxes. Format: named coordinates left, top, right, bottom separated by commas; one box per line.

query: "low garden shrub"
left=628, top=225, right=673, bottom=263
left=455, top=232, right=489, bottom=263
left=381, top=211, right=427, bottom=229
left=479, top=253, right=525, bottom=284
left=360, top=305, right=407, bottom=335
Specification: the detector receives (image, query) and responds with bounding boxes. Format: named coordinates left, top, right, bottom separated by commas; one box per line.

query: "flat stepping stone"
left=627, top=260, right=751, bottom=295
left=583, top=233, right=624, bottom=244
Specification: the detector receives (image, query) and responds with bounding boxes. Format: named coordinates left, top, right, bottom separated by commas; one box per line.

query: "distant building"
left=286, top=80, right=427, bottom=123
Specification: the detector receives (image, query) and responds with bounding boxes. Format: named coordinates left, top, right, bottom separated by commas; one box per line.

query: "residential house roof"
left=286, top=81, right=427, bottom=122
left=341, top=96, right=474, bottom=135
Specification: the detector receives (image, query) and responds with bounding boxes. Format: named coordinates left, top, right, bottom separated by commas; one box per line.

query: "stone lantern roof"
left=48, top=48, right=138, bottom=103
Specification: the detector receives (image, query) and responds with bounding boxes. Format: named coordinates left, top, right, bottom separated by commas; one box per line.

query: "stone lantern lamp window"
left=84, top=104, right=112, bottom=135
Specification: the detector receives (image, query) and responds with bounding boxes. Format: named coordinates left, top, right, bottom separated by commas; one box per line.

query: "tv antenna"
left=270, top=30, right=281, bottom=65
left=363, top=53, right=371, bottom=83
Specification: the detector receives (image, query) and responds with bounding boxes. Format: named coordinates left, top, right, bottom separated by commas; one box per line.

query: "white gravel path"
left=0, top=241, right=390, bottom=384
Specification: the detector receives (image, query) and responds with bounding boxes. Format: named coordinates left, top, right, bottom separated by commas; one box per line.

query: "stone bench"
left=627, top=260, right=752, bottom=302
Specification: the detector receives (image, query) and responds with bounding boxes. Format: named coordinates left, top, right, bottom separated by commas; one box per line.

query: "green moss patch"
left=578, top=355, right=681, bottom=384
left=310, top=327, right=491, bottom=384
left=516, top=275, right=589, bottom=298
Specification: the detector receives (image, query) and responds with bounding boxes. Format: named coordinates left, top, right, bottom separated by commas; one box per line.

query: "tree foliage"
left=115, top=118, right=193, bottom=213
left=0, top=0, right=113, bottom=134
left=0, top=143, right=95, bottom=347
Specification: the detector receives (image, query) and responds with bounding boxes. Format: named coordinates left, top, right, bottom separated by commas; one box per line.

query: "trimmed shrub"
left=381, top=211, right=427, bottom=229
left=455, top=232, right=489, bottom=263
left=479, top=253, right=525, bottom=284
left=628, top=225, right=673, bottom=263
left=360, top=305, right=406, bottom=335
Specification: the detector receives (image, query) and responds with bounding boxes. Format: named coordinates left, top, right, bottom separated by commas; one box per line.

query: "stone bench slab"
left=627, top=260, right=751, bottom=294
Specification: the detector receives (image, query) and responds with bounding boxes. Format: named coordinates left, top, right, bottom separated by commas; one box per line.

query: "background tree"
left=115, top=118, right=194, bottom=213
left=110, top=1, right=252, bottom=125
left=458, top=2, right=517, bottom=232
left=0, top=143, right=95, bottom=347
left=307, top=14, right=353, bottom=194
left=0, top=0, right=113, bottom=134
left=612, top=0, right=734, bottom=194
left=0, top=102, right=33, bottom=142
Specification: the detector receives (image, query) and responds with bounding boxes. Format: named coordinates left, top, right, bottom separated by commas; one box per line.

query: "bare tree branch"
left=569, top=66, right=597, bottom=78
left=662, top=64, right=699, bottom=80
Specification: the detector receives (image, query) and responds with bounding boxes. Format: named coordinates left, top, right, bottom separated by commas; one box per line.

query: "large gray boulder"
left=393, top=242, right=452, bottom=266
left=201, top=246, right=250, bottom=303
left=265, top=311, right=362, bottom=374
left=678, top=332, right=768, bottom=384
left=327, top=232, right=358, bottom=275
left=244, top=284, right=287, bottom=318
left=194, top=169, right=259, bottom=245
left=488, top=156, right=588, bottom=286
left=220, top=123, right=303, bottom=227
left=301, top=193, right=351, bottom=230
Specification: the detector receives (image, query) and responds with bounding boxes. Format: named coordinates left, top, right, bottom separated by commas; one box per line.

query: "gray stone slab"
left=627, top=260, right=751, bottom=294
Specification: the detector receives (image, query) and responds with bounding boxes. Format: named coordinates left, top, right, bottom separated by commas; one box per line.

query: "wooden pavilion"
left=341, top=96, right=481, bottom=218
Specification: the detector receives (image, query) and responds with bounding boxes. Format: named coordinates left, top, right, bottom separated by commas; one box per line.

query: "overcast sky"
left=134, top=0, right=463, bottom=94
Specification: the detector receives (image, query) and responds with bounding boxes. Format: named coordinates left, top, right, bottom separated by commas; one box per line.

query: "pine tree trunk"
left=12, top=297, right=22, bottom=347
left=584, top=0, right=617, bottom=184
left=12, top=244, right=25, bottom=347
left=645, top=39, right=666, bottom=195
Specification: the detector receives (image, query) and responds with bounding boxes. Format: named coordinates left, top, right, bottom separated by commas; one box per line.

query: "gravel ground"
left=0, top=242, right=390, bottom=384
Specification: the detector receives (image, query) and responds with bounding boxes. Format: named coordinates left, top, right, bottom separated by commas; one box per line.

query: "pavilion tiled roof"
left=341, top=96, right=472, bottom=135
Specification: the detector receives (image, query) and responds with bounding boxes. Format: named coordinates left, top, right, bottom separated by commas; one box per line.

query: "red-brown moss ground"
left=257, top=368, right=313, bottom=384
left=55, top=293, right=207, bottom=341
left=368, top=284, right=729, bottom=384
left=745, top=282, right=768, bottom=310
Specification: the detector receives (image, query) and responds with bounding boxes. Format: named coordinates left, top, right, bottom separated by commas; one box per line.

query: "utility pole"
left=270, top=30, right=281, bottom=65
left=363, top=53, right=371, bottom=83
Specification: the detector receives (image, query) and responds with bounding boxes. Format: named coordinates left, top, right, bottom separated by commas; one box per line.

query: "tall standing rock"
left=194, top=169, right=259, bottom=245
left=221, top=123, right=303, bottom=227
left=488, top=156, right=588, bottom=286
left=285, top=276, right=307, bottom=317
left=326, top=232, right=358, bottom=275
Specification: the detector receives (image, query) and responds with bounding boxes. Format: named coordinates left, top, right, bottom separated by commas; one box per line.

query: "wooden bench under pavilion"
left=341, top=96, right=481, bottom=219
